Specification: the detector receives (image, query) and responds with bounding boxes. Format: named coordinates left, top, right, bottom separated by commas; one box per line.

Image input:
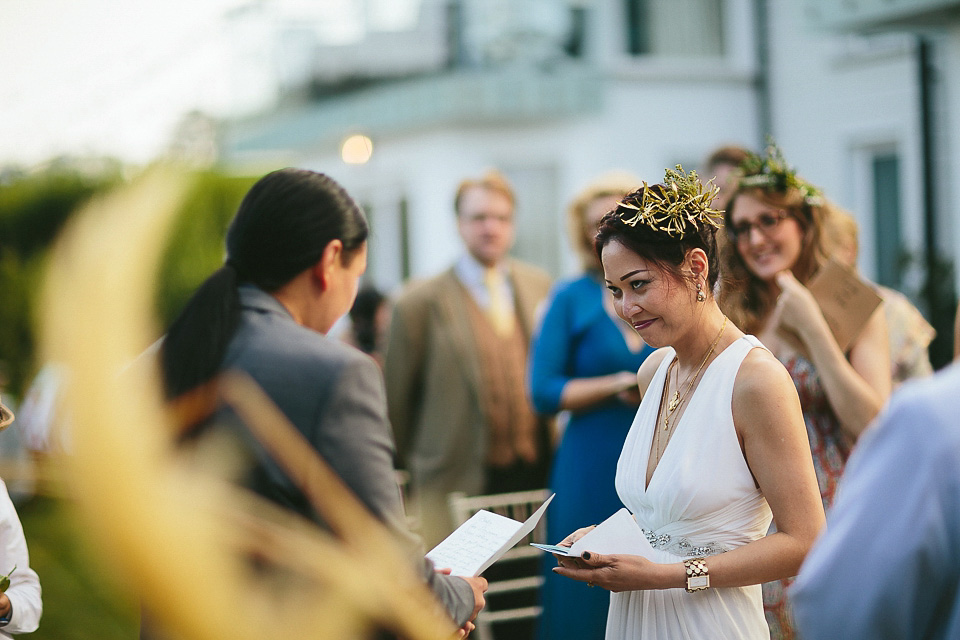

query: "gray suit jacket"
left=216, top=285, right=473, bottom=625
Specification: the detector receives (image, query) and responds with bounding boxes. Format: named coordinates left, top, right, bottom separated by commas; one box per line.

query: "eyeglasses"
left=727, top=210, right=790, bottom=243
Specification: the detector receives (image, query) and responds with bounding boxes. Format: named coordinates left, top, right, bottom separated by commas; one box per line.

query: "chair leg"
left=476, top=616, right=493, bottom=640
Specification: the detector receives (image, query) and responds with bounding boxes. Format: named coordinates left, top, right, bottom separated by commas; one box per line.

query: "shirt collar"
left=455, top=253, right=509, bottom=288
left=238, top=284, right=295, bottom=320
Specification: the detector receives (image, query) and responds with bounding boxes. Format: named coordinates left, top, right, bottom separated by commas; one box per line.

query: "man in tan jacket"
left=384, top=170, right=553, bottom=546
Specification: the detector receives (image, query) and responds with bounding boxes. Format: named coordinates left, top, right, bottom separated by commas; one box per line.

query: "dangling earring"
left=696, top=281, right=706, bottom=303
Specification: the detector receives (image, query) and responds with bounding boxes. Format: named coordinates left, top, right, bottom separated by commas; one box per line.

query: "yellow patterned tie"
left=484, top=267, right=515, bottom=336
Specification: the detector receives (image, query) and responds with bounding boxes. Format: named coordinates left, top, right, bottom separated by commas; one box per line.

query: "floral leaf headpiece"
left=615, top=165, right=723, bottom=238
left=737, top=143, right=824, bottom=206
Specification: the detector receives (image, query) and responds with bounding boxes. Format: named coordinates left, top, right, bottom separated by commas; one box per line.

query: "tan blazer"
left=384, top=259, right=552, bottom=544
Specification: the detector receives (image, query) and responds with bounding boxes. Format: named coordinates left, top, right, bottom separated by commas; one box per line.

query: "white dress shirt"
left=454, top=254, right=515, bottom=314
left=0, top=478, right=41, bottom=637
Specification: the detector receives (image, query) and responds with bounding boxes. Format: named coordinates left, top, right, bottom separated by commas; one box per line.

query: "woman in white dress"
left=552, top=167, right=825, bottom=639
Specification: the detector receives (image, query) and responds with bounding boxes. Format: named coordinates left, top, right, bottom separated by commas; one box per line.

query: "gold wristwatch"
left=684, top=557, right=710, bottom=592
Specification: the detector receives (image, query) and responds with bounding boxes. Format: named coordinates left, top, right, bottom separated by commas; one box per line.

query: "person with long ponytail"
left=159, top=168, right=486, bottom=634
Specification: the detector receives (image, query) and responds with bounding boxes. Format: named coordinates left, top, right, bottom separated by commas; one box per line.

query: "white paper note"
left=531, top=508, right=656, bottom=561
left=426, top=493, right=554, bottom=576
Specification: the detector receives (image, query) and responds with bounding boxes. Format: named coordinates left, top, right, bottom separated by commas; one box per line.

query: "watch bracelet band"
left=0, top=599, right=13, bottom=625
left=683, top=557, right=709, bottom=593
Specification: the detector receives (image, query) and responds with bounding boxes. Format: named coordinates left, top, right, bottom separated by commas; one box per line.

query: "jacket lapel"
left=507, top=261, right=541, bottom=341
left=435, top=269, right=485, bottom=397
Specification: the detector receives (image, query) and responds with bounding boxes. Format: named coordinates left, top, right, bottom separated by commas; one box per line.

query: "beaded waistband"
left=641, top=528, right=729, bottom=557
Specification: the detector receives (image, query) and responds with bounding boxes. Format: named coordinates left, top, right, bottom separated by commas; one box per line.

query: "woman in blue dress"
left=529, top=173, right=653, bottom=640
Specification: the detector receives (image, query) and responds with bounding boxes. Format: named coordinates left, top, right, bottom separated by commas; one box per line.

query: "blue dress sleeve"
left=529, top=283, right=575, bottom=414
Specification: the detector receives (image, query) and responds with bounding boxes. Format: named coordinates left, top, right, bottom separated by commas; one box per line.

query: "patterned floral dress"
left=762, top=354, right=854, bottom=640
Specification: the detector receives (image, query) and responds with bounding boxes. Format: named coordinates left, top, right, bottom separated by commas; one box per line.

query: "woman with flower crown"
left=529, top=173, right=654, bottom=640
left=718, top=146, right=892, bottom=639
left=551, top=167, right=825, bottom=639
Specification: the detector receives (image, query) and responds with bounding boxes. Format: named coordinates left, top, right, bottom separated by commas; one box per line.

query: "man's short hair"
left=705, top=145, right=751, bottom=172
left=454, top=170, right=515, bottom=216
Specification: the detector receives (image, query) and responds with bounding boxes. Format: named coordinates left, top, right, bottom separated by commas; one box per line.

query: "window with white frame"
left=871, top=151, right=904, bottom=289
left=624, top=0, right=724, bottom=57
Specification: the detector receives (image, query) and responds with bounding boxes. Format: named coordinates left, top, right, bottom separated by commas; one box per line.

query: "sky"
left=0, top=0, right=254, bottom=166
left=0, top=0, right=427, bottom=168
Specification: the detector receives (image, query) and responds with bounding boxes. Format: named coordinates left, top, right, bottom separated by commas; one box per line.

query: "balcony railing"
left=805, top=0, right=960, bottom=31
left=223, top=64, right=602, bottom=160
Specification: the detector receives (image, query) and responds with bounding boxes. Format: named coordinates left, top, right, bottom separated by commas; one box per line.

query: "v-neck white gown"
left=606, top=336, right=773, bottom=640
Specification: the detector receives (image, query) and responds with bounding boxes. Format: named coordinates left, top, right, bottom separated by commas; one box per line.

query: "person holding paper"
left=552, top=166, right=825, bottom=640
left=528, top=173, right=653, bottom=640
left=384, top=170, right=553, bottom=549
left=0, top=399, right=42, bottom=638
left=158, top=168, right=486, bottom=637
left=822, top=208, right=934, bottom=387
left=718, top=144, right=891, bottom=639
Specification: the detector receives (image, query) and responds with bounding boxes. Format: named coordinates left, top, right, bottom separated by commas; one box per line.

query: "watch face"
left=688, top=575, right=709, bottom=589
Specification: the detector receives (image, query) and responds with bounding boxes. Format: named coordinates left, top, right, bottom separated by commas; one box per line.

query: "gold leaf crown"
left=737, top=142, right=824, bottom=206
left=616, top=165, right=724, bottom=238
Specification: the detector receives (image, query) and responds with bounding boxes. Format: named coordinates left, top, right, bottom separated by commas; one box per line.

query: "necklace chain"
left=661, top=316, right=728, bottom=432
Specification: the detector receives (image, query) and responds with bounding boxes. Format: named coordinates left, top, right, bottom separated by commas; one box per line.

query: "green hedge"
left=0, top=167, right=259, bottom=640
left=0, top=167, right=257, bottom=399
left=0, top=170, right=120, bottom=396
left=155, top=170, right=258, bottom=327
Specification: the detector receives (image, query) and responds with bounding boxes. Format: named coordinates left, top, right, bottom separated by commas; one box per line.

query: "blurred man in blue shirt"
left=792, top=364, right=960, bottom=639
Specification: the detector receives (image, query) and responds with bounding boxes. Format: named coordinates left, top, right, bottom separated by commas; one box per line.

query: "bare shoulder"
left=637, top=348, right=672, bottom=399
left=732, top=346, right=803, bottom=436
left=733, top=346, right=796, bottom=406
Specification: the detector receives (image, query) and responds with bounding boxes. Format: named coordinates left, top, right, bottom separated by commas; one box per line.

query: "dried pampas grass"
left=40, top=167, right=458, bottom=640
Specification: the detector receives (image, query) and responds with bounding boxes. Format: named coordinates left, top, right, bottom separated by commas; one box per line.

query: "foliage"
left=0, top=166, right=257, bottom=398
left=0, top=170, right=117, bottom=259
left=0, top=253, right=44, bottom=395
left=154, top=170, right=257, bottom=328
left=0, top=169, right=120, bottom=396
left=737, top=141, right=824, bottom=206
left=17, top=496, right=138, bottom=639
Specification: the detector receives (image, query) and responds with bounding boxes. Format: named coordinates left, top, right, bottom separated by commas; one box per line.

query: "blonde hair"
left=567, top=172, right=640, bottom=270
left=454, top=170, right=515, bottom=216
left=822, top=207, right=860, bottom=267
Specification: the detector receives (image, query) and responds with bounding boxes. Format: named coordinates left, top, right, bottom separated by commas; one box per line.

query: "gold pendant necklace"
left=667, top=390, right=680, bottom=413
left=660, top=358, right=679, bottom=431
left=661, top=316, right=728, bottom=431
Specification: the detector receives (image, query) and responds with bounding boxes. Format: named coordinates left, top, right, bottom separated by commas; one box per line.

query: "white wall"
left=297, top=66, right=759, bottom=293
left=766, top=0, right=926, bottom=286
left=940, top=24, right=960, bottom=293
left=252, top=0, right=765, bottom=293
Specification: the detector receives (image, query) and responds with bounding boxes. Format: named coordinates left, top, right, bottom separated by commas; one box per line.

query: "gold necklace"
left=662, top=316, right=728, bottom=431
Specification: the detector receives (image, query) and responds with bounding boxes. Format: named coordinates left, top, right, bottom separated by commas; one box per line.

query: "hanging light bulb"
left=341, top=134, right=373, bottom=164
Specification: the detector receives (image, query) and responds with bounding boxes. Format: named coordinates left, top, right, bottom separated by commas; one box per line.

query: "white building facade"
left=220, top=0, right=960, bottom=363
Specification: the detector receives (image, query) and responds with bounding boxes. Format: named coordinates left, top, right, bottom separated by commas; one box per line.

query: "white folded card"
left=531, top=508, right=656, bottom=560
left=426, top=493, right=554, bottom=576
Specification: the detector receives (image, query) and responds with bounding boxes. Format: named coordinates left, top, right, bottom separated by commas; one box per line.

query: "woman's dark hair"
left=349, top=286, right=386, bottom=355
left=161, top=168, right=368, bottom=399
left=718, top=186, right=830, bottom=334
left=594, top=183, right=720, bottom=291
